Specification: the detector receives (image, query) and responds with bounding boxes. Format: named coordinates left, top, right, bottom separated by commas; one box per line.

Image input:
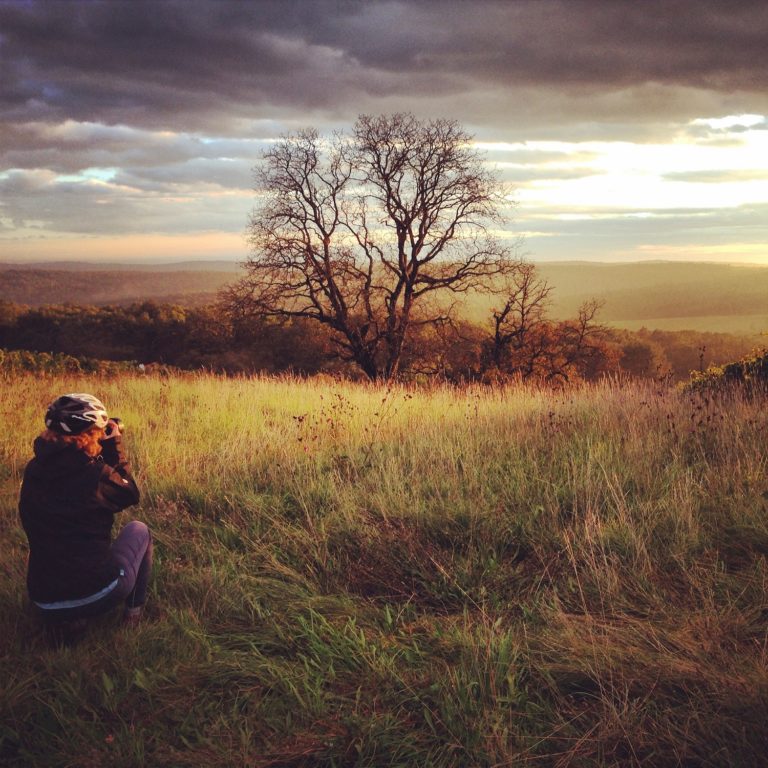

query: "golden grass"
left=2, top=371, right=768, bottom=766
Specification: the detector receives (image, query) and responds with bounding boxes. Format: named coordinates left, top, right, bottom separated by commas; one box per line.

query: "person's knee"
left=115, top=520, right=151, bottom=562
left=123, top=520, right=150, bottom=542
left=124, top=519, right=148, bottom=534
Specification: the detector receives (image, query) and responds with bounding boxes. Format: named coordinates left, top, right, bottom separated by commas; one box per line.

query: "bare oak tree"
left=223, top=113, right=515, bottom=380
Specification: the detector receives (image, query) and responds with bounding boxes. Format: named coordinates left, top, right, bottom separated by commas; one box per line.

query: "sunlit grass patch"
left=2, top=372, right=768, bottom=765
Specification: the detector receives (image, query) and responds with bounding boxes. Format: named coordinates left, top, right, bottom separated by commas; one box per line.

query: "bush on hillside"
left=686, top=347, right=768, bottom=392
left=0, top=348, right=139, bottom=375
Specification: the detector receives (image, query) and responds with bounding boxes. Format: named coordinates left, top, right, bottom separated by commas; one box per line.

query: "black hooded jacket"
left=19, top=432, right=140, bottom=603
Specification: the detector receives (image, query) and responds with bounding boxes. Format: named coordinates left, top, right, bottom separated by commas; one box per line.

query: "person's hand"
left=103, top=418, right=123, bottom=440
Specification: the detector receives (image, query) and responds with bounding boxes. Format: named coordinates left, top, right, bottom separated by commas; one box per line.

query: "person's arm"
left=100, top=431, right=132, bottom=474
left=87, top=421, right=141, bottom=512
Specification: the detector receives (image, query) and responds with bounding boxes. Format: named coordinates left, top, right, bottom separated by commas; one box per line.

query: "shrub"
left=686, top=347, right=768, bottom=393
left=0, top=348, right=139, bottom=375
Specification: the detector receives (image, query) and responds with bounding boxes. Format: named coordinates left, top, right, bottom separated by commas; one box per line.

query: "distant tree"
left=615, top=334, right=670, bottom=379
left=393, top=314, right=484, bottom=381
left=223, top=113, right=517, bottom=380
left=637, top=328, right=755, bottom=381
left=485, top=262, right=552, bottom=375
left=546, top=299, right=616, bottom=382
left=0, top=300, right=24, bottom=347
left=484, top=268, right=615, bottom=383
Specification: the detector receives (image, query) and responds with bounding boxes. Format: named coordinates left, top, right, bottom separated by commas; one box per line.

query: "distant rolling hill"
left=1, top=260, right=767, bottom=335
left=0, top=264, right=241, bottom=306
left=0, top=260, right=242, bottom=272
left=467, top=261, right=768, bottom=337
left=538, top=262, right=768, bottom=319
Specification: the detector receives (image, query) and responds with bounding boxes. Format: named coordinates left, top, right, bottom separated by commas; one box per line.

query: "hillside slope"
left=1, top=261, right=767, bottom=335
left=0, top=267, right=238, bottom=306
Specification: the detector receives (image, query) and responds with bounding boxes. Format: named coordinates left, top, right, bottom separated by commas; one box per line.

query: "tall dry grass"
left=1, top=371, right=767, bottom=766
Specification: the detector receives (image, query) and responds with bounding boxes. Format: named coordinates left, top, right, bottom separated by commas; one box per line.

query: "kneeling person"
left=19, top=393, right=152, bottom=628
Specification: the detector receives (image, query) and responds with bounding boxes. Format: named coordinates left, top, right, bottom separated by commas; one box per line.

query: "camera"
left=103, top=417, right=124, bottom=438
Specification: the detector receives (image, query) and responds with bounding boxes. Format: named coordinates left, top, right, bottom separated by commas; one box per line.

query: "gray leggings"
left=41, top=521, right=153, bottom=622
left=111, top=520, right=153, bottom=609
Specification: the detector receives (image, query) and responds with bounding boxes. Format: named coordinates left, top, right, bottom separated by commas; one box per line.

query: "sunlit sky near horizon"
left=1, top=0, right=767, bottom=265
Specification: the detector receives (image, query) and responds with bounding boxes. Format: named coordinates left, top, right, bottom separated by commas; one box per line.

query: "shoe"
left=45, top=618, right=89, bottom=648
left=123, top=606, right=144, bottom=626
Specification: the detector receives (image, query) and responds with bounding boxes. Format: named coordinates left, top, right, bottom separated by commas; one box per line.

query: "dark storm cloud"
left=1, top=0, right=766, bottom=137
left=0, top=167, right=249, bottom=234
left=0, top=121, right=266, bottom=179
left=1, top=0, right=766, bottom=260
left=111, top=157, right=255, bottom=192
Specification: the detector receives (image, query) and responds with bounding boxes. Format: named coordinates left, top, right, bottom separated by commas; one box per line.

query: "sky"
left=1, top=0, right=767, bottom=265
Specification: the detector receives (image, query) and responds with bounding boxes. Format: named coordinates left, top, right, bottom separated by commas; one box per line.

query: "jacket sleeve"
left=85, top=437, right=141, bottom=513
left=100, top=435, right=131, bottom=473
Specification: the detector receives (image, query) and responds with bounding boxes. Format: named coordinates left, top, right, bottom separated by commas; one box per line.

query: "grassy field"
left=2, top=372, right=768, bottom=766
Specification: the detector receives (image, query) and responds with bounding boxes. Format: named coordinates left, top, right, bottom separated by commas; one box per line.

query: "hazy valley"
left=3, top=260, right=766, bottom=337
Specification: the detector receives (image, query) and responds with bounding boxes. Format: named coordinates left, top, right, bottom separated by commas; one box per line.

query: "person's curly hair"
left=44, top=425, right=105, bottom=458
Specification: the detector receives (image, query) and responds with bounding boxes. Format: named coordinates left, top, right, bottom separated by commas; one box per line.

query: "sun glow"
left=483, top=116, right=768, bottom=214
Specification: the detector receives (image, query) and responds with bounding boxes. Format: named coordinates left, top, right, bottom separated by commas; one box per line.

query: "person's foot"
left=46, top=618, right=89, bottom=647
left=123, top=606, right=144, bottom=626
